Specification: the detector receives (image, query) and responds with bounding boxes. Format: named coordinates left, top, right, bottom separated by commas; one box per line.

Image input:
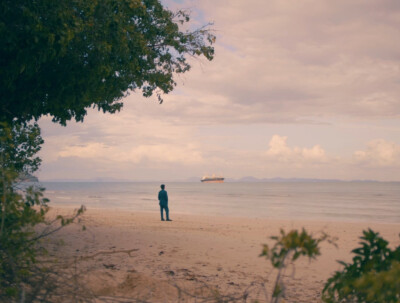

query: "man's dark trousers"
left=160, top=202, right=169, bottom=221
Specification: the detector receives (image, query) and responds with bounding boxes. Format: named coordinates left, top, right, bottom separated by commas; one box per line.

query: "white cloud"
left=59, top=142, right=106, bottom=159
left=353, top=139, right=400, bottom=166
left=36, top=1, right=400, bottom=182
left=58, top=142, right=203, bottom=165
left=266, top=135, right=292, bottom=158
left=301, top=145, right=327, bottom=161
left=159, top=0, right=400, bottom=124
left=266, top=135, right=328, bottom=163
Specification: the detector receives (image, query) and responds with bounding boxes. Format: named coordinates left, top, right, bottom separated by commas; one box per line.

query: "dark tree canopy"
left=0, top=0, right=215, bottom=125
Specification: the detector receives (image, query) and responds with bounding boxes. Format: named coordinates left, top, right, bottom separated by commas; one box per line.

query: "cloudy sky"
left=38, top=0, right=400, bottom=182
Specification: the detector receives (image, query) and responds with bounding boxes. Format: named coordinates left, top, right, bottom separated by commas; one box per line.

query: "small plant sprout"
left=260, top=228, right=334, bottom=303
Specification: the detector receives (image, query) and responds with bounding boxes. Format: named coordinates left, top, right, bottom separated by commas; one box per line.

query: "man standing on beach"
left=158, top=184, right=171, bottom=221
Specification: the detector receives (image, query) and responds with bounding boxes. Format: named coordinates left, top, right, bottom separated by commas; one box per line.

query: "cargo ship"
left=201, top=175, right=224, bottom=183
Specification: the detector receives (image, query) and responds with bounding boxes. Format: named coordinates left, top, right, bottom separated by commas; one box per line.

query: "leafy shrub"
left=0, top=122, right=84, bottom=301
left=261, top=228, right=331, bottom=303
left=322, top=229, right=400, bottom=303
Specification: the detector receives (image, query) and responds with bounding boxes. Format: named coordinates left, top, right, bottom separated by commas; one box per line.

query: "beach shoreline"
left=46, top=206, right=400, bottom=302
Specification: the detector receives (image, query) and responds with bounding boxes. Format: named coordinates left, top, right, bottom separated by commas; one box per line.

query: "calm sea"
left=41, top=182, right=400, bottom=224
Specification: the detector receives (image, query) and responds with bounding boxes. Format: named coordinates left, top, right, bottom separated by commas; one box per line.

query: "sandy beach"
left=46, top=206, right=400, bottom=302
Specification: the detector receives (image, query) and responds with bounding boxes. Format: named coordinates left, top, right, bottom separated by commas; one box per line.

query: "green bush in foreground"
left=260, top=228, right=331, bottom=303
left=322, top=229, right=400, bottom=303
left=0, top=122, right=46, bottom=299
left=0, top=122, right=84, bottom=301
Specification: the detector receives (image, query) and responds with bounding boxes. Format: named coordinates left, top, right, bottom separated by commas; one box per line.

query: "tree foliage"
left=322, top=229, right=400, bottom=303
left=0, top=122, right=84, bottom=301
left=0, top=0, right=214, bottom=300
left=0, top=122, right=46, bottom=298
left=0, top=0, right=215, bottom=125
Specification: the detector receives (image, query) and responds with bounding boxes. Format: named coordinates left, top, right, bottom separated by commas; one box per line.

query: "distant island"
left=225, top=176, right=379, bottom=183
left=186, top=176, right=382, bottom=183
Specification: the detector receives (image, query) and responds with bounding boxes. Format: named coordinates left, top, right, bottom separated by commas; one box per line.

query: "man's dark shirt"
left=158, top=189, right=168, bottom=206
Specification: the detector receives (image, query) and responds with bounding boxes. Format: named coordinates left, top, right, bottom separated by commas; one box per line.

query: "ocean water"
left=41, top=182, right=400, bottom=224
